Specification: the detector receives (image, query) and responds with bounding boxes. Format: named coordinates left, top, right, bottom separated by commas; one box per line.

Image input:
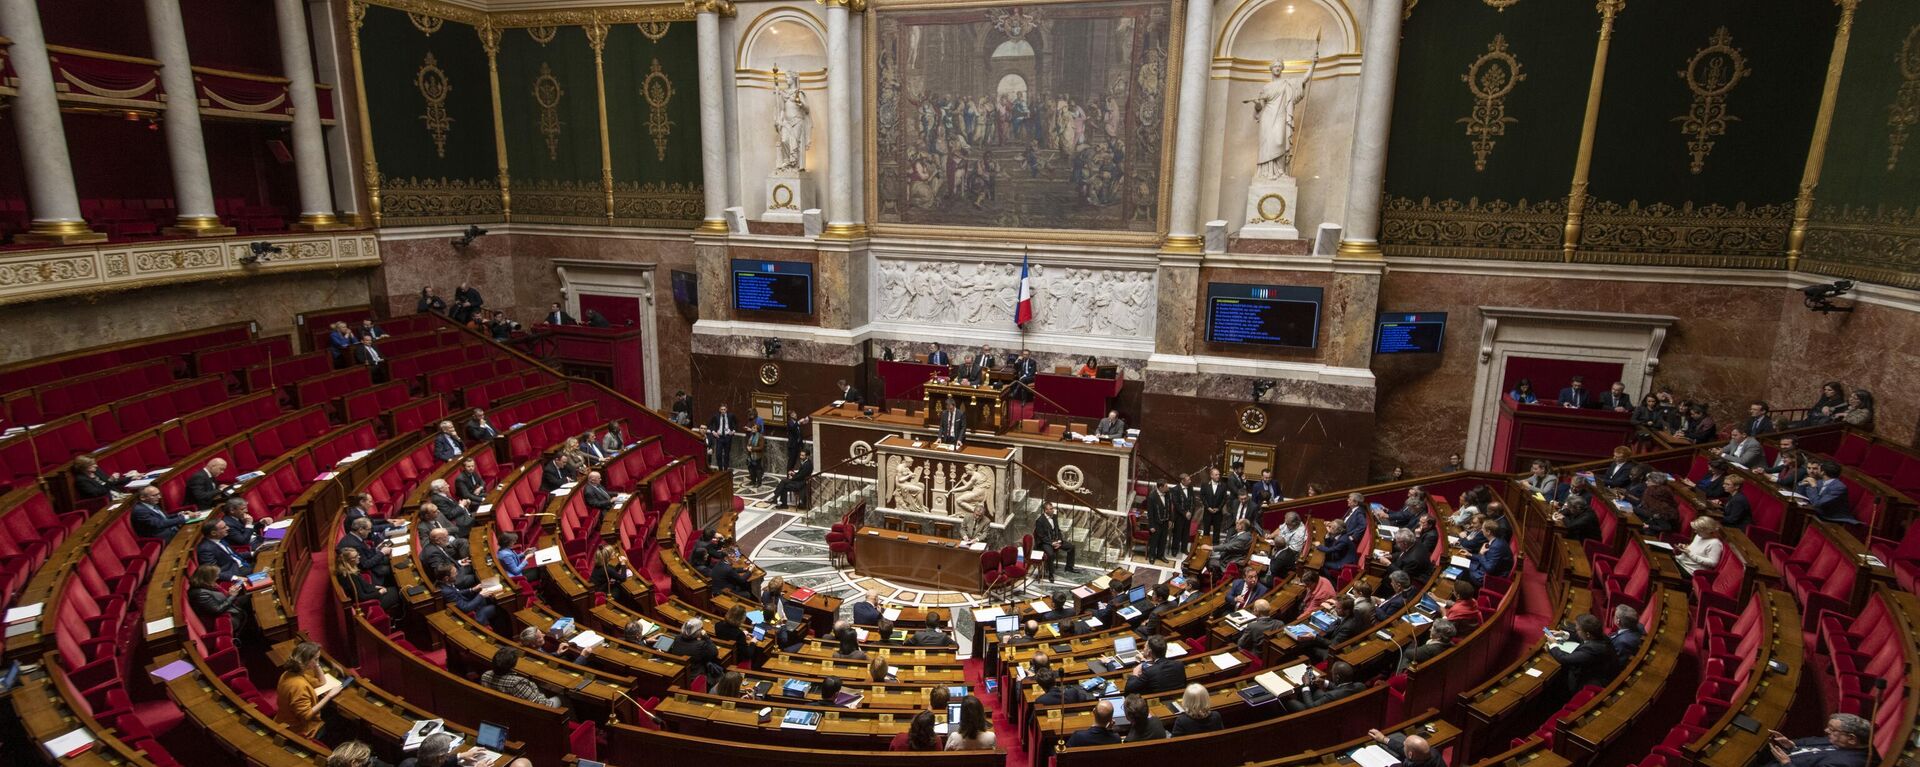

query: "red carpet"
left=962, top=657, right=1032, bottom=767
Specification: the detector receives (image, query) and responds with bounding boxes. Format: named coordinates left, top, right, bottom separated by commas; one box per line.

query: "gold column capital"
left=165, top=215, right=237, bottom=237
left=685, top=0, right=737, bottom=18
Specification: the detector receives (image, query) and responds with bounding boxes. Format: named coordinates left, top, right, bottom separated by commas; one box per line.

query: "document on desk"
left=1029, top=600, right=1050, bottom=614
left=882, top=608, right=902, bottom=621
left=1210, top=653, right=1242, bottom=671
left=1281, top=665, right=1309, bottom=685
left=1552, top=641, right=1579, bottom=654
left=42, top=728, right=96, bottom=759
left=1253, top=671, right=1294, bottom=696
left=1350, top=744, right=1399, bottom=767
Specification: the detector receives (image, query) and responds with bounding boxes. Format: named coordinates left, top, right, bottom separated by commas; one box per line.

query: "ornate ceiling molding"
left=354, top=0, right=694, bottom=28
left=0, top=232, right=382, bottom=307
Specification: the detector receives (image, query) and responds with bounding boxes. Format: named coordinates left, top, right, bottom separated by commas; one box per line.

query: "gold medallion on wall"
left=644, top=59, right=676, bottom=161
left=1459, top=34, right=1525, bottom=172
left=408, top=12, right=444, bottom=36
left=1888, top=25, right=1920, bottom=172
left=533, top=63, right=566, bottom=161
left=527, top=25, right=558, bottom=46
left=1481, top=0, right=1521, bottom=10
left=1249, top=194, right=1291, bottom=225
left=638, top=21, right=671, bottom=43
left=415, top=52, right=454, bottom=158
left=1674, top=27, right=1749, bottom=175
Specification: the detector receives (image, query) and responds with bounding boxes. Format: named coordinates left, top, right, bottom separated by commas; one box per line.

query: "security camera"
left=239, top=241, right=283, bottom=265
left=452, top=224, right=489, bottom=249
left=1251, top=378, right=1277, bottom=403
left=762, top=338, right=783, bottom=358
left=1802, top=280, right=1854, bottom=314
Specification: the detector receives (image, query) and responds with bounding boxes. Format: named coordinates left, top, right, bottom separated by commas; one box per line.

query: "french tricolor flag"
left=1014, top=254, right=1034, bottom=327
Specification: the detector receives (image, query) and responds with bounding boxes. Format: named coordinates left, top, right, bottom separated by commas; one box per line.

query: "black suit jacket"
left=839, top=386, right=863, bottom=405
left=582, top=483, right=614, bottom=511
left=188, top=585, right=243, bottom=620
left=1013, top=357, right=1038, bottom=382
left=1548, top=637, right=1618, bottom=693
left=465, top=418, right=498, bottom=442
left=927, top=351, right=951, bottom=366
left=708, top=560, right=754, bottom=598
left=1123, top=658, right=1186, bottom=694
left=1201, top=482, right=1229, bottom=510
left=433, top=433, right=464, bottom=462
left=196, top=538, right=252, bottom=580
left=1145, top=492, right=1172, bottom=527
left=339, top=533, right=392, bottom=574
left=454, top=471, right=486, bottom=505
left=540, top=462, right=568, bottom=493
left=131, top=502, right=187, bottom=538
left=185, top=470, right=226, bottom=508
left=851, top=602, right=882, bottom=626
left=74, top=468, right=125, bottom=499
left=938, top=408, right=967, bottom=444
left=1066, top=726, right=1123, bottom=747
left=1034, top=514, right=1067, bottom=547
left=1035, top=685, right=1093, bottom=706
left=1782, top=739, right=1868, bottom=767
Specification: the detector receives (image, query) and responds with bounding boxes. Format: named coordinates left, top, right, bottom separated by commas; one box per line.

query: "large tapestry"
left=870, top=0, right=1175, bottom=236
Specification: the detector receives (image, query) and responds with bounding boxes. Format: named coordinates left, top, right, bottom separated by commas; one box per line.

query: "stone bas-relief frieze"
left=873, top=259, right=1154, bottom=338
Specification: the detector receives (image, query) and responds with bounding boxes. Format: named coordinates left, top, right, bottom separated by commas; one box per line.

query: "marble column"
left=821, top=0, right=861, bottom=238
left=1334, top=0, right=1406, bottom=260
left=1161, top=0, right=1214, bottom=253
left=274, top=0, right=344, bottom=229
left=694, top=4, right=732, bottom=234
left=0, top=0, right=104, bottom=243
left=145, top=0, right=232, bottom=235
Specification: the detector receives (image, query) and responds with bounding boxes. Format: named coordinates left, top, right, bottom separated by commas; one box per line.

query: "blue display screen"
left=732, top=259, right=814, bottom=314
left=1374, top=312, right=1447, bottom=354
left=1205, top=283, right=1322, bottom=348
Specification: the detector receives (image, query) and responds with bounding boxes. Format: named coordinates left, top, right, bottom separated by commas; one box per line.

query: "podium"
left=923, top=380, right=1011, bottom=434
left=1489, top=397, right=1636, bottom=472
left=534, top=324, right=646, bottom=404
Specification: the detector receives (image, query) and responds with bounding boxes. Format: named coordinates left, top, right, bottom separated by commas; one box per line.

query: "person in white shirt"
left=1674, top=517, right=1725, bottom=577
left=1265, top=511, right=1308, bottom=572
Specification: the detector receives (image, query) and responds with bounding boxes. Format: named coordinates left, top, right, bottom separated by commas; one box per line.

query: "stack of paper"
left=1211, top=653, right=1242, bottom=671
left=1253, top=671, right=1293, bottom=696
left=881, top=608, right=902, bottom=621
left=41, top=728, right=95, bottom=759
left=572, top=631, right=606, bottom=650
left=533, top=546, right=563, bottom=565
left=1350, top=744, right=1399, bottom=767
left=5, top=603, right=43, bottom=625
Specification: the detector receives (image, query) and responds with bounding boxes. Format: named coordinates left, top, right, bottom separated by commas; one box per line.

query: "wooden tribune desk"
left=924, top=379, right=1010, bottom=433
left=852, top=526, right=987, bottom=593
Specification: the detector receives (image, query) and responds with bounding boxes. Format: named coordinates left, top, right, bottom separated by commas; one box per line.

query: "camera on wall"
left=1251, top=378, right=1277, bottom=403
left=761, top=338, right=783, bottom=358
left=238, top=241, right=283, bottom=265
left=451, top=224, right=489, bottom=250
left=1801, top=280, right=1854, bottom=314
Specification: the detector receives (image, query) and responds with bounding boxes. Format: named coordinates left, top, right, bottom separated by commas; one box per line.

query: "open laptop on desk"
left=476, top=722, right=507, bottom=751
left=1112, top=635, right=1140, bottom=664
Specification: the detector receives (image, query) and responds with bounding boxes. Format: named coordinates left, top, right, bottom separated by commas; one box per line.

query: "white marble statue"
left=949, top=464, right=994, bottom=520
left=1249, top=43, right=1321, bottom=182
left=890, top=456, right=927, bottom=513
left=871, top=259, right=1156, bottom=338
left=772, top=70, right=811, bottom=174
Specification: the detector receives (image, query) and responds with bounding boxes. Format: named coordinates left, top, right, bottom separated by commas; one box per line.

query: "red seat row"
left=0, top=321, right=251, bottom=395
left=190, top=336, right=293, bottom=384
left=244, top=350, right=334, bottom=393
left=0, top=488, right=85, bottom=606
left=4, top=358, right=177, bottom=424
left=504, top=403, right=600, bottom=464
left=1590, top=537, right=1654, bottom=617
left=1830, top=431, right=1920, bottom=499
left=292, top=367, right=373, bottom=410
left=94, top=376, right=230, bottom=445
left=460, top=369, right=546, bottom=411
left=1816, top=587, right=1915, bottom=751
left=1764, top=522, right=1861, bottom=631
left=0, top=413, right=96, bottom=490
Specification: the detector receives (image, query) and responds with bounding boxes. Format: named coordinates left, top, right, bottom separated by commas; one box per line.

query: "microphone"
left=607, top=688, right=661, bottom=726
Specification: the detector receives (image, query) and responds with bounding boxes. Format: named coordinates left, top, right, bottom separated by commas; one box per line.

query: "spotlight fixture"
left=761, top=338, right=783, bottom=358
left=239, top=241, right=284, bottom=265
left=451, top=224, right=489, bottom=249
left=1801, top=280, right=1855, bottom=314
left=1251, top=378, right=1277, bottom=403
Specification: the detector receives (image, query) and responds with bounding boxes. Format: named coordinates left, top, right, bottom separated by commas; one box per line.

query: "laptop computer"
left=995, top=614, right=1019, bottom=634
left=476, top=722, right=507, bottom=751
left=1417, top=594, right=1441, bottom=613
left=1112, top=635, right=1140, bottom=664
left=1102, top=695, right=1128, bottom=725
left=1126, top=586, right=1148, bottom=604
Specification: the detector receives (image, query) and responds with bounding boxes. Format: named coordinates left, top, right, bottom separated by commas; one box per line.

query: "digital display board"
left=1374, top=312, right=1448, bottom=355
left=731, top=259, right=813, bottom=314
left=1204, top=283, right=1322, bottom=348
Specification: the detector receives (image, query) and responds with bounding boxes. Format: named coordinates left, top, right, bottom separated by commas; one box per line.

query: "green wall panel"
left=1805, top=2, right=1920, bottom=287
left=500, top=26, right=605, bottom=222
left=605, top=22, right=703, bottom=226
left=360, top=5, right=501, bottom=224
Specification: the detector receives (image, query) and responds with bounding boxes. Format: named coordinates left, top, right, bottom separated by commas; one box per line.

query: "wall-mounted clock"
left=759, top=362, right=781, bottom=386
left=1237, top=404, right=1269, bottom=434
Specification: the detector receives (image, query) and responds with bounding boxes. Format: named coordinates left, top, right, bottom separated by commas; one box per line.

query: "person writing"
left=1674, top=517, right=1725, bottom=577
left=275, top=642, right=342, bottom=738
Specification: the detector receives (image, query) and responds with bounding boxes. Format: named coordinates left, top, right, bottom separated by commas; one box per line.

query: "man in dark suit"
left=1466, top=520, right=1514, bottom=585
left=1145, top=481, right=1173, bottom=563
left=466, top=410, right=499, bottom=442
left=1387, top=527, right=1435, bottom=583
left=1170, top=474, right=1196, bottom=555
left=1034, top=502, right=1076, bottom=578
left=341, top=491, right=394, bottom=538
left=1226, top=567, right=1265, bottom=613
left=952, top=354, right=984, bottom=386
left=432, top=421, right=464, bottom=462
left=1600, top=447, right=1638, bottom=489
left=707, top=556, right=755, bottom=599
left=1123, top=635, right=1186, bottom=694
left=1316, top=520, right=1358, bottom=572
left=1066, top=701, right=1124, bottom=747
left=911, top=612, right=954, bottom=647
left=417, top=287, right=447, bottom=314
left=186, top=458, right=234, bottom=509
left=774, top=449, right=813, bottom=509
left=1095, top=410, right=1127, bottom=438
left=453, top=459, right=487, bottom=506
left=1228, top=491, right=1262, bottom=532
left=1363, top=730, right=1446, bottom=767
left=585, top=309, right=611, bottom=328
left=1746, top=401, right=1777, bottom=437
left=351, top=333, right=388, bottom=382
left=833, top=379, right=863, bottom=406
left=339, top=517, right=394, bottom=582
left=1250, top=468, right=1282, bottom=507
left=1399, top=620, right=1457, bottom=671
left=1338, top=493, right=1370, bottom=549
left=1608, top=604, right=1645, bottom=665
left=1235, top=598, right=1284, bottom=651
left=1765, top=714, right=1871, bottom=767
left=421, top=527, right=477, bottom=588
left=784, top=415, right=809, bottom=470
left=1546, top=614, right=1618, bottom=694
left=977, top=346, right=998, bottom=370
left=1200, top=468, right=1229, bottom=544
left=426, top=479, right=472, bottom=536
left=850, top=591, right=883, bottom=626
left=1211, top=518, right=1255, bottom=568
left=926, top=343, right=951, bottom=367
left=1557, top=375, right=1594, bottom=409
left=708, top=405, right=737, bottom=470
left=1804, top=461, right=1857, bottom=524
left=452, top=282, right=484, bottom=320
left=581, top=471, right=614, bottom=512
left=936, top=396, right=967, bottom=446
left=1600, top=381, right=1634, bottom=412
left=1011, top=349, right=1038, bottom=403
left=539, top=455, right=570, bottom=493
left=327, top=322, right=355, bottom=367
left=1284, top=661, right=1365, bottom=712
left=1033, top=667, right=1093, bottom=706
left=195, top=519, right=254, bottom=582
left=544, top=302, right=576, bottom=325
left=130, top=486, right=188, bottom=540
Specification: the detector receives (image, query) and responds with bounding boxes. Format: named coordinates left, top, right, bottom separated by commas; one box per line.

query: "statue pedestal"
left=763, top=172, right=813, bottom=223
left=1240, top=175, right=1301, bottom=240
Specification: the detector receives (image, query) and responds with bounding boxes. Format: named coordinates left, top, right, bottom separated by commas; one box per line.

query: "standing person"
left=1034, top=502, right=1077, bottom=578
left=1170, top=473, right=1196, bottom=556
left=1200, top=467, right=1229, bottom=544
left=707, top=405, right=737, bottom=471
left=744, top=420, right=767, bottom=487
left=1145, top=481, right=1173, bottom=563
left=785, top=415, right=810, bottom=471
left=936, top=395, right=968, bottom=446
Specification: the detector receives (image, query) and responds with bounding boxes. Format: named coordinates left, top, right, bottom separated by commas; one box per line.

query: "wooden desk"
left=852, top=526, right=988, bottom=593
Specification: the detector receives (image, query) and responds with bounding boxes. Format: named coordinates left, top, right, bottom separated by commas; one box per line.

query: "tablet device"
left=476, top=722, right=507, bottom=750
left=995, top=614, right=1019, bottom=634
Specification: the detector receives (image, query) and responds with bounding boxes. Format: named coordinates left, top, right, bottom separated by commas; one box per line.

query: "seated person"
left=1545, top=614, right=1618, bottom=694
left=1283, top=660, right=1365, bottom=713
left=335, top=547, right=403, bottom=617
left=1316, top=520, right=1358, bottom=572
left=187, top=563, right=253, bottom=636
left=479, top=647, right=561, bottom=707
left=1066, top=700, right=1124, bottom=747
left=1464, top=518, right=1514, bottom=585
left=1234, top=598, right=1284, bottom=652
left=495, top=531, right=530, bottom=578
left=588, top=544, right=632, bottom=594
left=1634, top=473, right=1680, bottom=535
left=1293, top=568, right=1336, bottom=621
left=1555, top=478, right=1601, bottom=542
left=1398, top=619, right=1457, bottom=671
left=1122, top=694, right=1167, bottom=741
left=1718, top=474, right=1753, bottom=529
left=1764, top=713, right=1871, bottom=767
left=421, top=527, right=476, bottom=588
left=1033, top=667, right=1093, bottom=706
left=1374, top=571, right=1415, bottom=616
left=434, top=562, right=498, bottom=626
left=185, top=458, right=236, bottom=509
left=1442, top=581, right=1484, bottom=630
left=912, top=611, right=956, bottom=647
left=891, top=711, right=940, bottom=752
left=195, top=518, right=255, bottom=582
left=1123, top=635, right=1187, bottom=694
left=1363, top=730, right=1445, bottom=767
left=1674, top=517, right=1725, bottom=577
left=1169, top=683, right=1224, bottom=735
left=72, top=456, right=137, bottom=499
left=1210, top=518, right=1256, bottom=568
left=130, top=486, right=189, bottom=540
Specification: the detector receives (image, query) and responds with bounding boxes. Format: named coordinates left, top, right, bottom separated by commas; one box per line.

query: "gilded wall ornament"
left=533, top=63, right=566, bottom=161
left=1888, top=25, right=1920, bottom=172
left=644, top=59, right=676, bottom=161
left=1459, top=34, right=1524, bottom=172
left=638, top=21, right=672, bottom=43
left=1482, top=0, right=1520, bottom=10
left=415, top=53, right=454, bottom=158
left=408, top=12, right=444, bottom=35
left=1674, top=27, right=1749, bottom=175
left=527, top=26, right=558, bottom=45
